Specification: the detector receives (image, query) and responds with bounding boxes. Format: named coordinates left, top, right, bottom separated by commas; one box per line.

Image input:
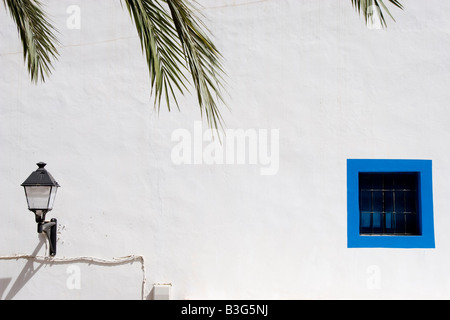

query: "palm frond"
left=2, top=0, right=59, bottom=83
left=122, top=0, right=189, bottom=112
left=166, top=0, right=226, bottom=131
left=352, top=0, right=403, bottom=28
left=123, top=0, right=226, bottom=130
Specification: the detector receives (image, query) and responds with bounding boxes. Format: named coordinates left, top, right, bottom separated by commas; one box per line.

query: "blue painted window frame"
left=347, top=159, right=435, bottom=248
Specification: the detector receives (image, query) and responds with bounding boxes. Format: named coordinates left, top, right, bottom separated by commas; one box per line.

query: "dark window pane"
left=360, top=191, right=372, bottom=212
left=405, top=191, right=417, bottom=213
left=384, top=174, right=395, bottom=189
left=372, top=191, right=383, bottom=212
left=395, top=214, right=406, bottom=233
left=403, top=174, right=417, bottom=189
left=372, top=212, right=383, bottom=233
left=385, top=212, right=394, bottom=233
left=361, top=212, right=372, bottom=234
left=395, top=191, right=405, bottom=213
left=405, top=214, right=418, bottom=234
left=372, top=174, right=383, bottom=189
left=361, top=212, right=371, bottom=228
left=384, top=191, right=394, bottom=212
left=359, top=173, right=372, bottom=189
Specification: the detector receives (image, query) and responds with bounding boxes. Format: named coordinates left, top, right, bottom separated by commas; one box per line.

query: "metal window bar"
left=359, top=173, right=420, bottom=235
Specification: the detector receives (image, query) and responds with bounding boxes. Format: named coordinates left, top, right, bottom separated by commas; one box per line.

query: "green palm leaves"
left=2, top=0, right=404, bottom=129
left=2, top=0, right=226, bottom=129
left=2, top=0, right=59, bottom=83
left=122, top=0, right=225, bottom=130
left=166, top=0, right=225, bottom=130
left=352, top=0, right=403, bottom=28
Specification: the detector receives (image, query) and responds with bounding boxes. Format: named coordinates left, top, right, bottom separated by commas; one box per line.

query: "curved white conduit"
left=0, top=254, right=147, bottom=299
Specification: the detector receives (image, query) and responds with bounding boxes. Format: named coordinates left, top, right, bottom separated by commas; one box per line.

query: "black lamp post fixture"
left=21, top=162, right=60, bottom=256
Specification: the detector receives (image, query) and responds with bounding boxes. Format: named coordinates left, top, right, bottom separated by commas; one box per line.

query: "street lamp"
left=21, top=162, right=60, bottom=256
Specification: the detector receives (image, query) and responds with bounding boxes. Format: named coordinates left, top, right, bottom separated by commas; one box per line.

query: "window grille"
left=359, top=172, right=419, bottom=235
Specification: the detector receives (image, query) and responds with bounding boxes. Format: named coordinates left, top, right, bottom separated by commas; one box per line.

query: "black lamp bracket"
left=37, top=218, right=57, bottom=256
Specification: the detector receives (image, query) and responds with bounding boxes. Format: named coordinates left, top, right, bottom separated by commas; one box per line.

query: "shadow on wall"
left=0, top=278, right=12, bottom=299
left=1, top=239, right=46, bottom=300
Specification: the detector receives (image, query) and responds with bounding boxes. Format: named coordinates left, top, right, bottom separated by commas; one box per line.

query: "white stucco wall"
left=1, top=0, right=450, bottom=299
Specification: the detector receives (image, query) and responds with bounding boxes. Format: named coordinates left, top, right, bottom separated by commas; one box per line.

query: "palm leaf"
left=352, top=0, right=403, bottom=28
left=166, top=0, right=226, bottom=131
left=123, top=0, right=226, bottom=130
left=2, top=0, right=59, bottom=83
left=122, top=0, right=189, bottom=112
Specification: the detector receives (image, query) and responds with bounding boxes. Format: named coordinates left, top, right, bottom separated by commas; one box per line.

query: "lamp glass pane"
left=48, top=186, right=58, bottom=210
left=24, top=186, right=51, bottom=210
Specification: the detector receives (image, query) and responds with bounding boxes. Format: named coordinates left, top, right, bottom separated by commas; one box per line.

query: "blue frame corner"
left=347, top=159, right=435, bottom=249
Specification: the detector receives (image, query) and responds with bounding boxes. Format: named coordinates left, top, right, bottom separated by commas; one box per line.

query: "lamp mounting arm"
left=37, top=218, right=57, bottom=256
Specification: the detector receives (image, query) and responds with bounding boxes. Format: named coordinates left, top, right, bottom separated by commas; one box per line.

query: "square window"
left=347, top=159, right=435, bottom=248
left=358, top=172, right=419, bottom=235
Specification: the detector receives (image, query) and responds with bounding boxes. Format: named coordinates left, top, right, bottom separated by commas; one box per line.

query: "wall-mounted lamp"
left=21, top=162, right=60, bottom=256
